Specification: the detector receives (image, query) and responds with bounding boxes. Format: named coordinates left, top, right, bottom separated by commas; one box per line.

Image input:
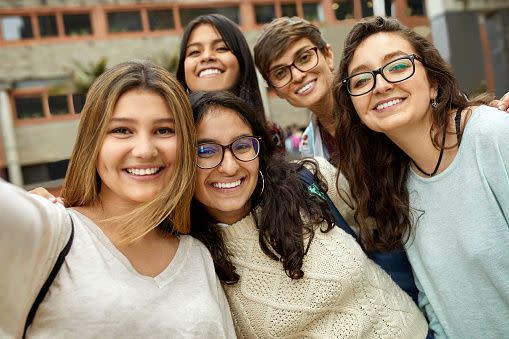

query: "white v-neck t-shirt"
left=0, top=180, right=236, bottom=338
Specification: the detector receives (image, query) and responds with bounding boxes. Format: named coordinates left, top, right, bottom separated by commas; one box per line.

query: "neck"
left=309, top=91, right=336, bottom=137
left=387, top=113, right=458, bottom=177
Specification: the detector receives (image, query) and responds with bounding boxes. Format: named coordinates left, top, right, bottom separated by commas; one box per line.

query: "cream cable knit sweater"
left=221, top=157, right=427, bottom=338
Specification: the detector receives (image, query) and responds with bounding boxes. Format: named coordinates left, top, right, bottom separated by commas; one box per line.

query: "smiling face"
left=348, top=32, right=437, bottom=137
left=97, top=89, right=178, bottom=209
left=183, top=23, right=241, bottom=92
left=194, top=106, right=259, bottom=224
left=270, top=37, right=334, bottom=113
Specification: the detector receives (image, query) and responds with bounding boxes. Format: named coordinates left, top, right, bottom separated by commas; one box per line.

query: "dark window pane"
left=107, top=11, right=142, bottom=33
left=303, top=3, right=322, bottom=22
left=408, top=0, right=425, bottom=16
left=1, top=15, right=33, bottom=40
left=48, top=95, right=68, bottom=115
left=333, top=0, right=354, bottom=20
left=362, top=0, right=374, bottom=17
left=14, top=96, right=44, bottom=119
left=63, top=13, right=92, bottom=36
left=282, top=4, right=298, bottom=17
left=38, top=15, right=58, bottom=37
left=255, top=5, right=275, bottom=24
left=48, top=159, right=69, bottom=180
left=385, top=0, right=395, bottom=16
left=72, top=93, right=86, bottom=113
left=22, top=163, right=50, bottom=185
left=179, top=7, right=240, bottom=26
left=148, top=9, right=175, bottom=30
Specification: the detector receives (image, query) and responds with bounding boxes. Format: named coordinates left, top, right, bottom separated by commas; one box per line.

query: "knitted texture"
left=221, top=157, right=428, bottom=338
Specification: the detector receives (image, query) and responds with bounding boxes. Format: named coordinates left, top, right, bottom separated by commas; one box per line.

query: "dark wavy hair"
left=176, top=14, right=265, bottom=117
left=189, top=91, right=334, bottom=283
left=332, top=16, right=490, bottom=251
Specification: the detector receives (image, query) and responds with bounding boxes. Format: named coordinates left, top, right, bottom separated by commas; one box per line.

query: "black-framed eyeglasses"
left=342, top=54, right=424, bottom=96
left=269, top=47, right=319, bottom=88
left=196, top=136, right=262, bottom=169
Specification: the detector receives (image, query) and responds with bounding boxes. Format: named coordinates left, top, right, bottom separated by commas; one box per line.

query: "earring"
left=431, top=98, right=438, bottom=109
left=258, top=170, right=265, bottom=197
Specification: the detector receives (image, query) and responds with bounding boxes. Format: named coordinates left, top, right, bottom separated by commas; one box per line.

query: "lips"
left=375, top=98, right=404, bottom=111
left=125, top=167, right=162, bottom=176
left=296, top=80, right=316, bottom=95
left=211, top=179, right=242, bottom=189
left=199, top=68, right=223, bottom=77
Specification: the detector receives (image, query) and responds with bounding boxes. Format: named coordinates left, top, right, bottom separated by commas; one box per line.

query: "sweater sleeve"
left=0, top=179, right=72, bottom=338
left=313, top=156, right=357, bottom=229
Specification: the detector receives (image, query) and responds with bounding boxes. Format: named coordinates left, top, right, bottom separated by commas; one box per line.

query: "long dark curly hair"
left=189, top=91, right=335, bottom=283
left=332, top=16, right=490, bottom=251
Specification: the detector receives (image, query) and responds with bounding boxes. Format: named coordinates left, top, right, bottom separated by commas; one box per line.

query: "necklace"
left=411, top=127, right=447, bottom=177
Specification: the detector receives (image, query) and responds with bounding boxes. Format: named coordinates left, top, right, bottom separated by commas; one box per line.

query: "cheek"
left=194, top=170, right=209, bottom=203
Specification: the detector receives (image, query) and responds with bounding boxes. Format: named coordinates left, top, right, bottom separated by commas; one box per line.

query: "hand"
left=489, top=92, right=509, bottom=112
left=29, top=187, right=64, bottom=204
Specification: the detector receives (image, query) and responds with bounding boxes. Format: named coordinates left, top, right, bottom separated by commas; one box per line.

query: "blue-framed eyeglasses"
left=196, top=136, right=262, bottom=169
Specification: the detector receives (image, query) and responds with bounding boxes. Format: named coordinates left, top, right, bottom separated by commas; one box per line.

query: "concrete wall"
left=15, top=118, right=79, bottom=164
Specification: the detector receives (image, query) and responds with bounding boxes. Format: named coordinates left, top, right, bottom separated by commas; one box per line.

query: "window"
left=107, top=11, right=142, bottom=33
left=22, top=159, right=69, bottom=185
left=385, top=0, right=395, bottom=17
left=48, top=95, right=68, bottom=115
left=63, top=13, right=92, bottom=36
left=38, top=14, right=58, bottom=37
left=333, top=0, right=354, bottom=20
left=255, top=4, right=275, bottom=24
left=1, top=15, right=33, bottom=41
left=281, top=4, right=298, bottom=17
left=303, top=3, right=323, bottom=22
left=14, top=96, right=44, bottom=119
left=179, top=7, right=240, bottom=26
left=72, top=93, right=86, bottom=113
left=407, top=0, right=425, bottom=16
left=148, top=9, right=175, bottom=31
left=362, top=1, right=374, bottom=17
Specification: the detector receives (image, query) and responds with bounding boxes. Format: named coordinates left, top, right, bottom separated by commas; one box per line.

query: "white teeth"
left=213, top=180, right=241, bottom=189
left=126, top=167, right=160, bottom=176
left=297, top=81, right=313, bottom=94
left=199, top=68, right=222, bottom=77
left=376, top=98, right=403, bottom=111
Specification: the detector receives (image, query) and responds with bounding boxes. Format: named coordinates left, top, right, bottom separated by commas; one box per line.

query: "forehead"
left=112, top=89, right=172, bottom=118
left=349, top=32, right=415, bottom=69
left=197, top=106, right=252, bottom=138
left=269, top=37, right=315, bottom=69
left=187, top=23, right=222, bottom=44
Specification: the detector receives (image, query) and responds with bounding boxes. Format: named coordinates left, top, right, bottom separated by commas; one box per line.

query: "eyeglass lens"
left=346, top=56, right=415, bottom=96
left=196, top=136, right=260, bottom=169
left=270, top=48, right=319, bottom=88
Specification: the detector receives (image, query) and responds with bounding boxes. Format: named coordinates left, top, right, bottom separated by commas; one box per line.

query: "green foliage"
left=70, top=56, right=108, bottom=94
left=151, top=50, right=179, bottom=74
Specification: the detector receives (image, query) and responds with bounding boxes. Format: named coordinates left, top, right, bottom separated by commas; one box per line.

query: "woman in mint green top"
left=333, top=16, right=509, bottom=338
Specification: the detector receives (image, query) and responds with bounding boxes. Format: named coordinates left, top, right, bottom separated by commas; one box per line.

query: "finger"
left=29, top=187, right=57, bottom=203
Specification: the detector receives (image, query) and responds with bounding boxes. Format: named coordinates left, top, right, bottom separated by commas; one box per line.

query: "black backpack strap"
left=23, top=214, right=74, bottom=338
left=298, top=167, right=358, bottom=240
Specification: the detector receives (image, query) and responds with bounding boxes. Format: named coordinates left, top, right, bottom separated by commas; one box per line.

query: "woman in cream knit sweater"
left=189, top=91, right=427, bottom=338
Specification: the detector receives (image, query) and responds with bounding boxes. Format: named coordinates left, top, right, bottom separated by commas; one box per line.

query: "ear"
left=323, top=44, right=335, bottom=71
left=430, top=81, right=438, bottom=100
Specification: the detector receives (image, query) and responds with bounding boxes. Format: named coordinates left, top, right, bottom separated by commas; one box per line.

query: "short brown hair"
left=254, top=16, right=327, bottom=83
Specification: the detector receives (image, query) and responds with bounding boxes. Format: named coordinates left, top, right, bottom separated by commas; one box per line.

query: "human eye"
left=110, top=127, right=132, bottom=135
left=298, top=50, right=313, bottom=64
left=233, top=138, right=254, bottom=153
left=216, top=42, right=230, bottom=52
left=272, top=67, right=288, bottom=81
left=155, top=127, right=175, bottom=136
left=186, top=48, right=200, bottom=57
left=387, top=59, right=412, bottom=73
left=351, top=74, right=372, bottom=89
left=197, top=144, right=219, bottom=158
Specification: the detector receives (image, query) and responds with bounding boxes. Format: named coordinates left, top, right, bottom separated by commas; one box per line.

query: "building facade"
left=0, top=0, right=505, bottom=189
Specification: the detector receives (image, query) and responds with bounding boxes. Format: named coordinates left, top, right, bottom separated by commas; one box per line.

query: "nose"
left=290, top=65, right=306, bottom=83
left=132, top=135, right=157, bottom=159
left=201, top=47, right=216, bottom=62
left=372, top=73, right=393, bottom=94
left=217, top=149, right=240, bottom=175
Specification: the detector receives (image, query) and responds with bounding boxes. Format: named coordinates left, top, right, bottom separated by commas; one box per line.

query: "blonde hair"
left=61, top=60, right=196, bottom=243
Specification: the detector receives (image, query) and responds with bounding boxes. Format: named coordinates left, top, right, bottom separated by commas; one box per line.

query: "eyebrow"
left=197, top=133, right=251, bottom=145
left=349, top=51, right=409, bottom=75
left=270, top=45, right=315, bottom=71
left=186, top=38, right=225, bottom=50
left=110, top=117, right=175, bottom=124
